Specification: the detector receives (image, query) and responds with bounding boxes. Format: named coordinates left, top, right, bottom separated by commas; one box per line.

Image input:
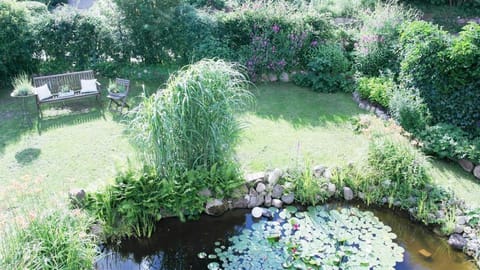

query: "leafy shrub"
left=35, top=6, right=115, bottom=73
left=188, top=0, right=225, bottom=9
left=399, top=21, right=480, bottom=132
left=295, top=43, right=352, bottom=92
left=130, top=60, right=252, bottom=177
left=113, top=0, right=180, bottom=64
left=0, top=210, right=97, bottom=269
left=354, top=0, right=418, bottom=77
left=217, top=0, right=333, bottom=79
left=0, top=0, right=37, bottom=84
left=287, top=161, right=329, bottom=205
left=357, top=76, right=394, bottom=107
left=85, top=162, right=243, bottom=239
left=389, top=85, right=430, bottom=133
left=419, top=124, right=480, bottom=163
left=368, top=136, right=431, bottom=198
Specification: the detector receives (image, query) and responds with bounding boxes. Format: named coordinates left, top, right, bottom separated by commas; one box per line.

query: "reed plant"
left=130, top=59, right=253, bottom=177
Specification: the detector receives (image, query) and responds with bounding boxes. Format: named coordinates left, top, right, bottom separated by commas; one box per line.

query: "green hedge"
left=399, top=21, right=480, bottom=133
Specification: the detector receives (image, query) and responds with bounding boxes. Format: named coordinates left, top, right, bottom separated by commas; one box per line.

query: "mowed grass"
left=1, top=81, right=480, bottom=228
left=236, top=83, right=369, bottom=171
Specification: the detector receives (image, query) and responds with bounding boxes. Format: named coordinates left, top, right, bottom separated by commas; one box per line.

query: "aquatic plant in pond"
left=204, top=206, right=404, bottom=269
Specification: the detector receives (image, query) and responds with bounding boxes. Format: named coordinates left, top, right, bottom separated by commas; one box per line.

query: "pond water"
left=96, top=204, right=476, bottom=270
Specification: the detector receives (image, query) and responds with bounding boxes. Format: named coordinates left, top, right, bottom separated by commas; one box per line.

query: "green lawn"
left=1, top=82, right=480, bottom=229
left=236, top=83, right=369, bottom=171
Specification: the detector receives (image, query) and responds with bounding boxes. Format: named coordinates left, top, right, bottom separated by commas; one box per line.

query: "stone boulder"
left=448, top=234, right=467, bottom=250
left=343, top=187, right=354, bottom=201
left=313, top=165, right=326, bottom=178
left=231, top=195, right=249, bottom=209
left=280, top=72, right=289, bottom=82
left=473, top=165, right=480, bottom=180
left=256, top=182, right=266, bottom=193
left=458, top=159, right=474, bottom=172
left=327, top=183, right=336, bottom=197
left=271, top=184, right=284, bottom=199
left=205, top=199, right=228, bottom=216
left=268, top=168, right=283, bottom=186
left=281, top=193, right=294, bottom=204
left=245, top=172, right=266, bottom=184
left=272, top=199, right=283, bottom=208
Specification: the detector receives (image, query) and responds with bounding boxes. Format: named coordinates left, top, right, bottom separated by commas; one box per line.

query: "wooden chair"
left=107, top=78, right=130, bottom=112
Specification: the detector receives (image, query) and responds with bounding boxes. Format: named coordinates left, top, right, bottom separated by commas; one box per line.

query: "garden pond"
left=96, top=203, right=476, bottom=270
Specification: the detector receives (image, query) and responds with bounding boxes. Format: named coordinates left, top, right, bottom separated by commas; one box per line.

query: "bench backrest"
left=33, top=70, right=96, bottom=94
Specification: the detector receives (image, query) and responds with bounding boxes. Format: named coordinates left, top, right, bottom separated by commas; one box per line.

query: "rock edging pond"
left=199, top=167, right=480, bottom=268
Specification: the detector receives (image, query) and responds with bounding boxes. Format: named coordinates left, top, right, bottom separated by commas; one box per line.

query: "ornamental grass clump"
left=130, top=59, right=253, bottom=177
left=11, top=73, right=33, bottom=97
left=0, top=209, right=97, bottom=270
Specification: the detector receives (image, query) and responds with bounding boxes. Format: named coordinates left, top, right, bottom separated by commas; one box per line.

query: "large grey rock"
left=323, top=168, right=333, bottom=179
left=249, top=187, right=258, bottom=197
left=474, top=165, right=480, bottom=180
left=313, top=165, right=326, bottom=178
left=281, top=193, right=294, bottom=204
left=248, top=196, right=258, bottom=208
left=205, top=199, right=228, bottom=216
left=327, top=183, right=336, bottom=197
left=268, top=168, right=283, bottom=186
left=457, top=216, right=467, bottom=226
left=256, top=182, right=266, bottom=193
left=280, top=72, right=289, bottom=82
left=271, top=184, right=284, bottom=199
left=264, top=194, right=272, bottom=207
left=231, top=195, right=249, bottom=209
left=272, top=199, right=283, bottom=208
left=343, top=187, right=354, bottom=201
left=231, top=185, right=248, bottom=199
left=252, top=207, right=273, bottom=219
left=448, top=234, right=467, bottom=250
left=252, top=207, right=264, bottom=218
left=454, top=225, right=465, bottom=234
left=458, top=159, right=474, bottom=172
left=245, top=172, right=266, bottom=183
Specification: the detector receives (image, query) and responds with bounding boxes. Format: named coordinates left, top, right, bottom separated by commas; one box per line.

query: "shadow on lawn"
left=36, top=99, right=105, bottom=134
left=0, top=94, right=37, bottom=154
left=251, top=83, right=364, bottom=128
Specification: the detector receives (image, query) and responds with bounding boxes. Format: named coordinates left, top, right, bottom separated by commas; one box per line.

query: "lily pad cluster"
left=202, top=206, right=404, bottom=269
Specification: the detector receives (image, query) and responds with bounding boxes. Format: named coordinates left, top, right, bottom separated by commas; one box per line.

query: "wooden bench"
left=32, top=70, right=101, bottom=115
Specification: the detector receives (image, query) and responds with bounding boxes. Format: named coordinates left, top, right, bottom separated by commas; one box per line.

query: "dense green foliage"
left=419, top=124, right=480, bottom=163
left=388, top=85, right=430, bottom=133
left=354, top=1, right=418, bottom=77
left=293, top=44, right=352, bottom=92
left=86, top=60, right=248, bottom=238
left=0, top=210, right=97, bottom=269
left=334, top=135, right=451, bottom=224
left=399, top=21, right=480, bottom=133
left=0, top=0, right=37, bottom=84
left=85, top=164, right=242, bottom=238
left=357, top=76, right=393, bottom=107
left=35, top=6, right=111, bottom=73
left=218, top=1, right=333, bottom=79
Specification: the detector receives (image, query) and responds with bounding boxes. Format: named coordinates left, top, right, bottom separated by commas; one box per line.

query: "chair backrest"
left=33, top=70, right=96, bottom=94
left=115, top=78, right=130, bottom=95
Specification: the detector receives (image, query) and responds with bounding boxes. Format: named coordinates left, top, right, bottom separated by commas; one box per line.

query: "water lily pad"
left=198, top=252, right=207, bottom=259
left=207, top=207, right=404, bottom=269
